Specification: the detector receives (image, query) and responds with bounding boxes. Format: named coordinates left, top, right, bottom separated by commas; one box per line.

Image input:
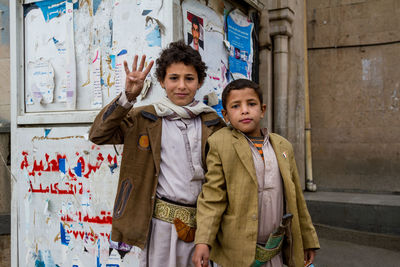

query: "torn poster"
left=34, top=0, right=67, bottom=22
left=27, top=59, right=55, bottom=105
left=91, top=48, right=103, bottom=109
left=145, top=18, right=162, bottom=48
left=93, top=0, right=102, bottom=16
left=226, top=9, right=254, bottom=79
left=63, top=0, right=77, bottom=107
left=114, top=49, right=128, bottom=98
left=24, top=0, right=77, bottom=110
left=186, top=11, right=204, bottom=54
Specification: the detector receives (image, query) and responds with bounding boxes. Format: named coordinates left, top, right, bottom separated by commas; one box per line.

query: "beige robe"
left=140, top=117, right=203, bottom=267
left=246, top=129, right=284, bottom=267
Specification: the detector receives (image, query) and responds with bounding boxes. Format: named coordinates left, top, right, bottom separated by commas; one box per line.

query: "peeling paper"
left=93, top=0, right=102, bottom=16
left=144, top=18, right=162, bottom=47
left=43, top=199, right=50, bottom=216
left=27, top=59, right=55, bottom=105
left=35, top=0, right=67, bottom=22
left=63, top=0, right=77, bottom=107
left=114, top=49, right=128, bottom=97
left=44, top=129, right=52, bottom=138
left=90, top=48, right=103, bottom=109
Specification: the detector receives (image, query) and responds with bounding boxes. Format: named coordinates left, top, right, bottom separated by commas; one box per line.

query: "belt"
left=254, top=235, right=284, bottom=263
left=153, top=197, right=197, bottom=228
left=252, top=213, right=293, bottom=267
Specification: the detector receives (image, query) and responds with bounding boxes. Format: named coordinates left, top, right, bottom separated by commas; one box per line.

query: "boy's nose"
left=241, top=106, right=249, bottom=114
left=177, top=78, right=185, bottom=89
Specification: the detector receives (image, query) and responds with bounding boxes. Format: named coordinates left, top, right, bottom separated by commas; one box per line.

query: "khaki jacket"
left=195, top=127, right=320, bottom=267
left=89, top=97, right=225, bottom=249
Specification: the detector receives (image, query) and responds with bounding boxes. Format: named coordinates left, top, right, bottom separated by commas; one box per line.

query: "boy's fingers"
left=143, top=60, right=154, bottom=76
left=309, top=250, right=315, bottom=262
left=131, top=55, right=138, bottom=71
left=202, top=257, right=209, bottom=267
left=123, top=60, right=130, bottom=75
left=138, top=55, right=146, bottom=71
left=193, top=256, right=201, bottom=267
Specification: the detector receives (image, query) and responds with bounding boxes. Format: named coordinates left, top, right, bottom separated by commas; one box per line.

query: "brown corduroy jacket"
left=89, top=97, right=225, bottom=249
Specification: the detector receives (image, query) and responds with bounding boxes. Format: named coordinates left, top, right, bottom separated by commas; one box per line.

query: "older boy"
left=193, top=79, right=319, bottom=267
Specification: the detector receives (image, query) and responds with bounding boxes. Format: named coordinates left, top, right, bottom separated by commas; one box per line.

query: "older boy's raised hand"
left=124, top=55, right=154, bottom=101
left=192, top=244, right=210, bottom=267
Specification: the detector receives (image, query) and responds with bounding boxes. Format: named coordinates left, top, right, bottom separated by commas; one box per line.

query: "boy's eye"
left=231, top=104, right=239, bottom=109
left=186, top=76, right=195, bottom=81
left=249, top=102, right=257, bottom=106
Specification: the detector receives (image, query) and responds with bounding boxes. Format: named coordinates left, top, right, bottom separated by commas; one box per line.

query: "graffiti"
left=60, top=223, right=110, bottom=246
left=20, top=151, right=118, bottom=178
left=61, top=210, right=113, bottom=225
left=29, top=181, right=86, bottom=195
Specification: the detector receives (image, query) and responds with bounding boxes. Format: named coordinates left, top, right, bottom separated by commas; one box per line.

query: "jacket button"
left=252, top=214, right=257, bottom=221
left=151, top=196, right=155, bottom=200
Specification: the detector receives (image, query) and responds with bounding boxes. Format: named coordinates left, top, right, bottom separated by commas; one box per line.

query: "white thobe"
left=246, top=129, right=284, bottom=267
left=140, top=117, right=203, bottom=267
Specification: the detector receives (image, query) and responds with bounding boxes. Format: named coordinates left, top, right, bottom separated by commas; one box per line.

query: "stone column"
left=269, top=7, right=294, bottom=137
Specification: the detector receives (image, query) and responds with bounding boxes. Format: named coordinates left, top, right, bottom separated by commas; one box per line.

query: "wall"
left=0, top=0, right=10, bottom=214
left=307, top=0, right=400, bottom=193
left=268, top=0, right=307, bottom=186
left=0, top=0, right=10, bottom=265
left=11, top=0, right=260, bottom=266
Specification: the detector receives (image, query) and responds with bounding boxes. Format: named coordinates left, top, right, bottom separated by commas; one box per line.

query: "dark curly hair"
left=155, top=40, right=207, bottom=84
left=222, top=79, right=263, bottom=109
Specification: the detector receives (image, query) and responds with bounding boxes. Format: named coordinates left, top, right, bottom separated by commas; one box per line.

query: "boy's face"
left=192, top=23, right=200, bottom=46
left=222, top=87, right=266, bottom=137
left=160, top=62, right=201, bottom=106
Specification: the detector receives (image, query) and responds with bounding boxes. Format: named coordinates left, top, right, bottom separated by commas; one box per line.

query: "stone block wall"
left=307, top=0, right=400, bottom=193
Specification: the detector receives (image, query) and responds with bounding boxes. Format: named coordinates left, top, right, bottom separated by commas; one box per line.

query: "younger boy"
left=192, top=79, right=320, bottom=267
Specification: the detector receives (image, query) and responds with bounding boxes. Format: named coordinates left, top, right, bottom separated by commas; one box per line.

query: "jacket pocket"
left=113, top=179, right=133, bottom=219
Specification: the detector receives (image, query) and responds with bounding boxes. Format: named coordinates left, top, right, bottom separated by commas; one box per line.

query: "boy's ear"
left=260, top=104, right=267, bottom=118
left=159, top=79, right=165, bottom=89
left=221, top=109, right=229, bottom=123
left=197, top=81, right=203, bottom=90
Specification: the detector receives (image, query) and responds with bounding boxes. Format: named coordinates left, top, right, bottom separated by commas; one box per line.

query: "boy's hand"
left=124, top=55, right=154, bottom=101
left=192, top=243, right=210, bottom=267
left=304, top=249, right=316, bottom=265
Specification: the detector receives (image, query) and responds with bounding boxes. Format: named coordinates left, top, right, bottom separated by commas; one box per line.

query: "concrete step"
left=313, top=236, right=400, bottom=267
left=314, top=223, right=400, bottom=251
left=304, top=191, right=400, bottom=236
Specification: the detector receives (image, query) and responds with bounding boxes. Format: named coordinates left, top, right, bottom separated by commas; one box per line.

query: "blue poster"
left=226, top=11, right=254, bottom=79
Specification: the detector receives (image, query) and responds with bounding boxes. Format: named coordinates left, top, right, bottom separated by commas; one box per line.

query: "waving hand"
left=124, top=55, right=154, bottom=101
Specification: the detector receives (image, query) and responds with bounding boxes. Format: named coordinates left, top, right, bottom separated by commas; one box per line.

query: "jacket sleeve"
left=290, top=148, right=320, bottom=250
left=195, top=137, right=228, bottom=246
left=89, top=95, right=136, bottom=145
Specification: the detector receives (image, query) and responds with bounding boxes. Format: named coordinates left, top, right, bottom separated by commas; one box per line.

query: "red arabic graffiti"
left=20, top=151, right=118, bottom=178
left=65, top=229, right=110, bottom=242
left=61, top=210, right=112, bottom=225
left=29, top=181, right=87, bottom=195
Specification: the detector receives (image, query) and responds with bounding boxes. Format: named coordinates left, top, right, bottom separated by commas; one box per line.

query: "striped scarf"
left=153, top=96, right=216, bottom=120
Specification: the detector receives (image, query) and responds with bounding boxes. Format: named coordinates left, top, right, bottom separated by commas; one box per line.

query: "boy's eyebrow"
left=229, top=97, right=258, bottom=104
left=166, top=73, right=195, bottom=76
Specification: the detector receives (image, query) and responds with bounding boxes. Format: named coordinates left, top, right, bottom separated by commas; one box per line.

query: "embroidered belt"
left=254, top=235, right=284, bottom=264
left=252, top=213, right=293, bottom=267
left=153, top=197, right=197, bottom=228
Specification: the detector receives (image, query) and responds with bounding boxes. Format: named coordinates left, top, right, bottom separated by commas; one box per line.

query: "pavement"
left=313, top=237, right=400, bottom=267
left=303, top=191, right=400, bottom=266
